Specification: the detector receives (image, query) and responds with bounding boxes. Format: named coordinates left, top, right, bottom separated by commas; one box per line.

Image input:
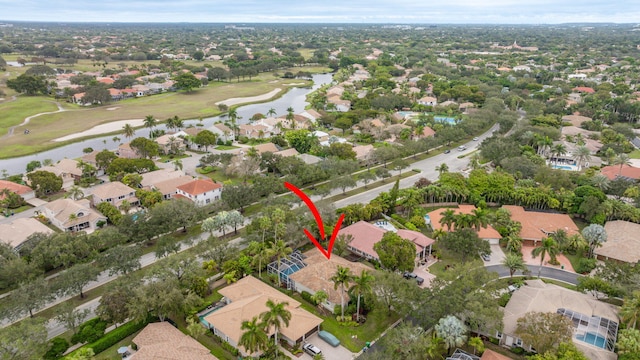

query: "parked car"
left=473, top=137, right=479, bottom=141
left=403, top=271, right=425, bottom=285
left=457, top=145, right=467, bottom=151
left=444, top=149, right=451, bottom=154
left=480, top=253, right=491, bottom=262
left=303, top=343, right=322, bottom=356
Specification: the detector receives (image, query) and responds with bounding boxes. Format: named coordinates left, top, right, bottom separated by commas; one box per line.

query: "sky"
left=1, top=0, right=639, bottom=24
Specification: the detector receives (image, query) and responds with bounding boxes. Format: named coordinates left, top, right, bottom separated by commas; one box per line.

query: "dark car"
left=480, top=253, right=491, bottom=262
left=403, top=271, right=424, bottom=285
left=444, top=149, right=451, bottom=154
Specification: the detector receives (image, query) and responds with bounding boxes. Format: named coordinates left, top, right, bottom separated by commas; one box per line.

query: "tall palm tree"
left=122, top=123, right=135, bottom=140
left=286, top=107, right=295, bottom=129
left=590, top=174, right=611, bottom=191
left=267, top=108, right=277, bottom=118
left=270, top=240, right=292, bottom=288
left=239, top=316, right=269, bottom=356
left=470, top=208, right=489, bottom=231
left=112, top=136, right=121, bottom=146
left=350, top=269, right=374, bottom=322
left=331, top=265, right=353, bottom=320
left=143, top=115, right=157, bottom=139
left=173, top=159, right=183, bottom=171
left=260, top=299, right=291, bottom=347
left=311, top=290, right=328, bottom=314
left=66, top=185, right=84, bottom=201
left=614, top=153, right=631, bottom=177
left=435, top=315, right=468, bottom=356
left=531, top=237, right=559, bottom=278
left=439, top=209, right=456, bottom=231
left=619, top=291, right=640, bottom=330
left=572, top=145, right=591, bottom=170
left=502, top=253, right=527, bottom=278
left=551, top=143, right=567, bottom=166
left=435, top=163, right=449, bottom=175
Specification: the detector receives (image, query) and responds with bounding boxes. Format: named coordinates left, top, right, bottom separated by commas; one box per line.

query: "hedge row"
left=64, top=318, right=154, bottom=358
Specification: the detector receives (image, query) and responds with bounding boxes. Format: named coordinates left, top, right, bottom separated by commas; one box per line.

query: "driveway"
left=484, top=244, right=506, bottom=266
left=300, top=333, right=354, bottom=360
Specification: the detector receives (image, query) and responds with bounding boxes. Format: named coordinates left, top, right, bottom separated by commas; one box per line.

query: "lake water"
left=0, top=73, right=333, bottom=175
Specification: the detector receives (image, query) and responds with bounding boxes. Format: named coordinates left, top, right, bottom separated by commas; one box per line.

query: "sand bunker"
left=53, top=119, right=145, bottom=142
left=106, top=107, right=120, bottom=111
left=215, top=88, right=282, bottom=107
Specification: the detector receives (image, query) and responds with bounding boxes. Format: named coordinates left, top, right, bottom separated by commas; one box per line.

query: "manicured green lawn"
left=629, top=149, right=640, bottom=159
left=214, top=145, right=240, bottom=150
left=0, top=96, right=61, bottom=134
left=94, top=331, right=141, bottom=360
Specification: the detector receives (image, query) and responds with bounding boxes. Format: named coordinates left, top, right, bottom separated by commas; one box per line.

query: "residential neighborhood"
left=2, top=18, right=640, bottom=360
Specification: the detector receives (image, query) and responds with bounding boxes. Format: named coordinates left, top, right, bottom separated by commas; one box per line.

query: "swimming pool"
left=434, top=116, right=456, bottom=124
left=552, top=165, right=576, bottom=171
left=198, top=303, right=225, bottom=327
left=576, top=332, right=607, bottom=349
left=423, top=215, right=431, bottom=225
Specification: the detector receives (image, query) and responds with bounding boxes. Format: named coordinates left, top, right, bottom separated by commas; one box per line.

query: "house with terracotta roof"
left=0, top=217, right=54, bottom=250
left=595, top=221, right=640, bottom=263
left=131, top=322, right=218, bottom=360
left=600, top=164, right=640, bottom=182
left=418, top=96, right=438, bottom=107
left=501, top=205, right=578, bottom=246
left=43, top=198, right=107, bottom=233
left=499, top=279, right=618, bottom=360
left=339, top=220, right=434, bottom=264
left=176, top=178, right=222, bottom=206
left=203, top=276, right=322, bottom=356
left=572, top=86, right=595, bottom=94
left=427, top=205, right=502, bottom=244
left=0, top=179, right=35, bottom=201
left=36, top=158, right=83, bottom=190
left=288, top=250, right=375, bottom=311
left=90, top=181, right=138, bottom=207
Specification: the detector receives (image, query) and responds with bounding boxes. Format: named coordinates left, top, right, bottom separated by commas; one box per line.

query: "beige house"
left=153, top=176, right=195, bottom=200
left=131, top=322, right=218, bottom=360
left=288, top=250, right=374, bottom=311
left=418, top=96, right=438, bottom=106
left=117, top=142, right=141, bottom=159
left=0, top=217, right=54, bottom=250
left=210, top=123, right=235, bottom=142
left=43, top=198, right=107, bottom=233
left=140, top=168, right=186, bottom=189
left=90, top=181, right=138, bottom=207
left=500, top=280, right=618, bottom=360
left=203, top=276, right=322, bottom=356
left=595, top=221, right=640, bottom=263
left=155, top=134, right=186, bottom=155
left=37, top=158, right=83, bottom=190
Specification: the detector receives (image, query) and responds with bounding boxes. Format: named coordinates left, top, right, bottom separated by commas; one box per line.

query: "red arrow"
left=285, top=182, right=345, bottom=260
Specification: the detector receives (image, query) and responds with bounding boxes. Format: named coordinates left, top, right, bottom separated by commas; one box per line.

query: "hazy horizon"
left=0, top=0, right=639, bottom=24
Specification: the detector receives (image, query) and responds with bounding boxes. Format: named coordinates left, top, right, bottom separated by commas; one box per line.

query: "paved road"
left=485, top=264, right=581, bottom=285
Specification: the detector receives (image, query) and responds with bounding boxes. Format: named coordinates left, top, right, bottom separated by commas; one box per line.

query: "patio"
left=521, top=245, right=575, bottom=272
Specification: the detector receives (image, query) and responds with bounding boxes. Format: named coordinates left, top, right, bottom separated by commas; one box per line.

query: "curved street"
left=485, top=264, right=582, bottom=285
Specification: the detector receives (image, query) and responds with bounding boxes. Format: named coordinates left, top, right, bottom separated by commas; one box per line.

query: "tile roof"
left=502, top=205, right=578, bottom=242
left=204, top=276, right=322, bottom=355
left=140, top=168, right=186, bottom=188
left=44, top=198, right=105, bottom=228
left=153, top=176, right=195, bottom=196
left=596, top=221, right=640, bottom=263
left=427, top=205, right=502, bottom=239
left=176, top=178, right=221, bottom=196
left=480, top=349, right=513, bottom=360
left=288, top=251, right=375, bottom=305
left=0, top=218, right=54, bottom=248
left=600, top=164, right=640, bottom=181
left=132, top=322, right=218, bottom=360
left=340, top=221, right=429, bottom=260
left=251, top=143, right=279, bottom=154
left=561, top=114, right=592, bottom=127
left=91, top=181, right=137, bottom=200
left=0, top=180, right=33, bottom=196
left=274, top=148, right=300, bottom=157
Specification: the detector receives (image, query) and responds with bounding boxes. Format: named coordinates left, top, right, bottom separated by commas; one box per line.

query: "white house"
left=175, top=178, right=222, bottom=206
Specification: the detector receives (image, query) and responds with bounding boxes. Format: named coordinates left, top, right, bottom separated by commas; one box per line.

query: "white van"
left=457, top=145, right=467, bottom=151
left=303, top=343, right=322, bottom=356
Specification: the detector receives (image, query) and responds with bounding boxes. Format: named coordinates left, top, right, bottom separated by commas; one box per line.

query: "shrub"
left=301, top=291, right=316, bottom=305
left=498, top=292, right=512, bottom=307
left=333, top=305, right=342, bottom=317
left=575, top=258, right=597, bottom=274
left=70, top=318, right=107, bottom=344
left=88, top=319, right=149, bottom=355
left=510, top=347, right=525, bottom=355
left=44, top=337, right=69, bottom=360
left=404, top=222, right=418, bottom=231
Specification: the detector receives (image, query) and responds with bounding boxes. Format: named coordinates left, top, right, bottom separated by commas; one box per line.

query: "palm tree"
left=435, top=163, right=449, bottom=175
left=286, top=107, right=295, bottom=129
left=572, top=145, right=591, bottom=170
left=439, top=209, right=456, bottom=231
left=122, top=123, right=135, bottom=140
left=590, top=174, right=611, bottom=191
left=239, top=316, right=269, bottom=356
left=331, top=265, right=353, bottom=320
left=143, top=115, right=157, bottom=139
left=470, top=208, right=489, bottom=231
left=614, top=153, right=631, bottom=177
left=119, top=200, right=131, bottom=214
left=582, top=224, right=607, bottom=258
left=350, top=269, right=374, bottom=322
left=66, top=185, right=84, bottom=200
left=173, top=159, right=183, bottom=171
left=260, top=299, right=291, bottom=348
left=531, top=237, right=559, bottom=278
left=619, top=291, right=640, bottom=330
left=502, top=253, right=527, bottom=278
left=270, top=240, right=292, bottom=288
left=435, top=315, right=468, bottom=355
left=267, top=108, right=277, bottom=117
left=468, top=336, right=485, bottom=355
left=551, top=143, right=567, bottom=166
left=112, top=136, right=121, bottom=146
left=311, top=290, right=328, bottom=314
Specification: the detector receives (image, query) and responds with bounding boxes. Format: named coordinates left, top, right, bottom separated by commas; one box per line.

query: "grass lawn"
left=629, top=149, right=640, bottom=159
left=214, top=145, right=239, bottom=150
left=157, top=153, right=190, bottom=163
left=295, top=294, right=400, bottom=352
left=0, top=96, right=62, bottom=134
left=0, top=66, right=328, bottom=159
left=563, top=249, right=587, bottom=274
